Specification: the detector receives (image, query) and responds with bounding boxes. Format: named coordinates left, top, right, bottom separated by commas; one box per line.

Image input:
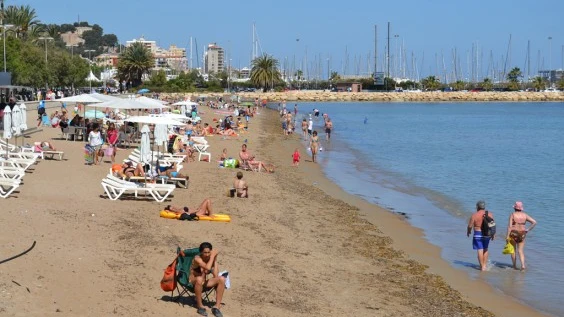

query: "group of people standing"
left=467, top=200, right=537, bottom=271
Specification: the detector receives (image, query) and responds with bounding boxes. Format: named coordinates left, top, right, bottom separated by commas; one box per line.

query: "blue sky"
left=18, top=0, right=564, bottom=80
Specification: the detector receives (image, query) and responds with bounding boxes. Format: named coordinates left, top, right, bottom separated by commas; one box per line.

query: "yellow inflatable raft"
left=197, top=214, right=231, bottom=222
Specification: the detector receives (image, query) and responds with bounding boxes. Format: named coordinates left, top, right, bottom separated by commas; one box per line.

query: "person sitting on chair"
left=189, top=242, right=225, bottom=317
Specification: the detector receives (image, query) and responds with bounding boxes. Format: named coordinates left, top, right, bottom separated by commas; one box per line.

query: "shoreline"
left=260, top=107, right=548, bottom=317
left=0, top=103, right=549, bottom=316
left=157, top=90, right=564, bottom=103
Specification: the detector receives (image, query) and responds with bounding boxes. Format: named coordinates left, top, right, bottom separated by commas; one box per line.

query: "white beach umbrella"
left=59, top=94, right=104, bottom=104
left=139, top=125, right=151, bottom=165
left=161, top=113, right=190, bottom=121
left=89, top=93, right=123, bottom=102
left=96, top=98, right=169, bottom=110
left=19, top=103, right=28, bottom=131
left=172, top=100, right=199, bottom=107
left=124, top=116, right=185, bottom=126
left=11, top=105, right=22, bottom=136
left=3, top=106, right=12, bottom=139
left=136, top=96, right=169, bottom=106
left=154, top=123, right=168, bottom=146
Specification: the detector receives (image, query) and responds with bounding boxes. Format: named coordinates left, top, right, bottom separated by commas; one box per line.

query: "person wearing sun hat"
left=506, top=201, right=537, bottom=271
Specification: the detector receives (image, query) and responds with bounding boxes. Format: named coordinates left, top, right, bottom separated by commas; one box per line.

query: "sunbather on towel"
left=158, top=163, right=189, bottom=181
left=165, top=198, right=215, bottom=217
left=115, top=161, right=145, bottom=179
left=189, top=242, right=226, bottom=317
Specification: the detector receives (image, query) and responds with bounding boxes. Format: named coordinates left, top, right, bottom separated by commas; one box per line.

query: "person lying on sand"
left=189, top=242, right=226, bottom=317
left=165, top=198, right=215, bottom=217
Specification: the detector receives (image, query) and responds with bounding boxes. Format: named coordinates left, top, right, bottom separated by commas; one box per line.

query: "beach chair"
left=33, top=142, right=65, bottom=160
left=0, top=177, right=21, bottom=198
left=0, top=167, right=25, bottom=180
left=0, top=157, right=36, bottom=171
left=194, top=144, right=211, bottom=162
left=101, top=175, right=175, bottom=202
left=172, top=247, right=215, bottom=304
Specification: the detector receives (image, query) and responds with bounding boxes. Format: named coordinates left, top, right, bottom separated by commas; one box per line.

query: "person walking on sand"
left=292, top=148, right=301, bottom=167
left=506, top=201, right=537, bottom=271
left=467, top=200, right=495, bottom=271
left=310, top=131, right=319, bottom=163
left=301, top=118, right=308, bottom=141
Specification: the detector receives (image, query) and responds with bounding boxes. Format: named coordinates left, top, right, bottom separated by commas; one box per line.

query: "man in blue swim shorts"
left=467, top=200, right=495, bottom=271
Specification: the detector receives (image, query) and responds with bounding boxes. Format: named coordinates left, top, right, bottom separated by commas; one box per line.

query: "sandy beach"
left=0, top=101, right=548, bottom=316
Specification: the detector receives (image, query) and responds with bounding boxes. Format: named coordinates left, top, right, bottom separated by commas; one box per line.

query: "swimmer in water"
left=364, top=116, right=368, bottom=124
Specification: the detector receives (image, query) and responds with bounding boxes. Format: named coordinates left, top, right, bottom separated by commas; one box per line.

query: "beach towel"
left=84, top=144, right=95, bottom=164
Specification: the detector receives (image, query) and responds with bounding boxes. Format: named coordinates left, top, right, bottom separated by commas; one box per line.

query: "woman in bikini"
left=309, top=130, right=319, bottom=163
left=189, top=242, right=225, bottom=317
left=506, top=201, right=537, bottom=270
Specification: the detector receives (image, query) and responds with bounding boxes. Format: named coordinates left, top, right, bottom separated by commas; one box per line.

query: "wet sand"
left=0, top=102, right=547, bottom=316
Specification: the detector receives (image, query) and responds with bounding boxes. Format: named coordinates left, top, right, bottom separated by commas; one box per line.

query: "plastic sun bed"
left=0, top=177, right=21, bottom=198
left=101, top=174, right=175, bottom=202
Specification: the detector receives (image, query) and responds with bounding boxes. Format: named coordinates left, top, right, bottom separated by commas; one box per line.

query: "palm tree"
left=453, top=80, right=466, bottom=91
left=329, top=71, right=340, bottom=81
left=481, top=78, right=493, bottom=91
left=421, top=76, right=441, bottom=91
left=117, top=42, right=154, bottom=87
left=531, top=76, right=546, bottom=91
left=4, top=5, right=41, bottom=39
left=250, top=54, right=280, bottom=92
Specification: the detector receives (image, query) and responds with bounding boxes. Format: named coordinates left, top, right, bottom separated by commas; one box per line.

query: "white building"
left=204, top=43, right=224, bottom=74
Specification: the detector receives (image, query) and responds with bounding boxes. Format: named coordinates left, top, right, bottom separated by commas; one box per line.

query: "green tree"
left=250, top=54, right=281, bottom=92
left=453, top=80, right=466, bottom=91
left=481, top=78, right=493, bottom=91
left=3, top=5, right=41, bottom=39
left=149, top=70, right=167, bottom=87
left=506, top=67, right=522, bottom=91
left=421, top=76, right=441, bottom=91
left=558, top=79, right=564, bottom=91
left=295, top=69, right=303, bottom=80
left=117, top=42, right=154, bottom=87
left=531, top=76, right=547, bottom=91
left=329, top=71, right=340, bottom=81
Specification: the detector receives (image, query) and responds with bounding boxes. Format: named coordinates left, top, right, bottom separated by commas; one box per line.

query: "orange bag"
left=160, top=257, right=177, bottom=292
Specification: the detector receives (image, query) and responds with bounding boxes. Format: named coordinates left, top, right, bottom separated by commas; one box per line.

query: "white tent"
left=86, top=70, right=100, bottom=82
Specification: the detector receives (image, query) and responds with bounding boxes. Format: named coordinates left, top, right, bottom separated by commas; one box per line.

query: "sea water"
left=280, top=101, right=563, bottom=316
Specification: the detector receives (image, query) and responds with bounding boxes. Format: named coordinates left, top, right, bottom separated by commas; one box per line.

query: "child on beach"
left=292, top=148, right=301, bottom=167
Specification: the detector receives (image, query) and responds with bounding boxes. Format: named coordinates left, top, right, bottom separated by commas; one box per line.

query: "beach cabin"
left=335, top=82, right=362, bottom=92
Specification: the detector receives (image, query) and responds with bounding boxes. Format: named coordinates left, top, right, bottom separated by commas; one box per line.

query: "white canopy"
left=89, top=93, right=123, bottom=102
left=95, top=98, right=169, bottom=110
left=59, top=94, right=104, bottom=104
left=124, top=116, right=185, bottom=126
left=172, top=100, right=199, bottom=107
left=86, top=70, right=100, bottom=82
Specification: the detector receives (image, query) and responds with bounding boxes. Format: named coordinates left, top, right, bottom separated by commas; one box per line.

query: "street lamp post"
left=2, top=24, right=13, bottom=72
left=85, top=49, right=95, bottom=92
left=548, top=36, right=553, bottom=83
left=38, top=36, right=54, bottom=90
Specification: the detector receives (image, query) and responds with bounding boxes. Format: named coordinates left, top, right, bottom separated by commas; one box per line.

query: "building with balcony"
left=126, top=36, right=157, bottom=54
left=204, top=43, right=224, bottom=74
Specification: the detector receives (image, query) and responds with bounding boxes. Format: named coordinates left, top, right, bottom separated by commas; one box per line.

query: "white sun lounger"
left=0, top=177, right=21, bottom=198
left=0, top=167, right=25, bottom=180
left=0, top=158, right=36, bottom=170
left=194, top=144, right=211, bottom=162
left=101, top=175, right=175, bottom=202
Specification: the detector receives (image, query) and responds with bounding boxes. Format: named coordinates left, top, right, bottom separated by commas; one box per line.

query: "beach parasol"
left=153, top=123, right=169, bottom=153
left=172, top=100, right=198, bottom=107
left=96, top=98, right=169, bottom=111
left=137, top=88, right=150, bottom=94
left=3, top=107, right=12, bottom=156
left=139, top=125, right=151, bottom=165
left=135, top=96, right=170, bottom=110
left=89, top=93, right=123, bottom=102
left=11, top=105, right=22, bottom=137
left=59, top=94, right=104, bottom=104
left=123, top=116, right=185, bottom=126
left=19, top=103, right=28, bottom=132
